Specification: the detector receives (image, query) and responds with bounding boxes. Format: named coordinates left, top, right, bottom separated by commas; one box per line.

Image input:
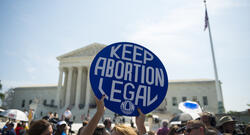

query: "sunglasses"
left=186, top=126, right=200, bottom=133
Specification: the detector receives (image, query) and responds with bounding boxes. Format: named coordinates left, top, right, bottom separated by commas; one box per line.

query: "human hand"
left=136, top=108, right=146, bottom=135
left=95, top=95, right=105, bottom=115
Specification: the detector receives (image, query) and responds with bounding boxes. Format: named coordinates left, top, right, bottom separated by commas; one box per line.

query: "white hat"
left=57, top=121, right=67, bottom=126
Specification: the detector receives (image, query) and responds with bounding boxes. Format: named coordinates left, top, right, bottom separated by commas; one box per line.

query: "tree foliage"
left=226, top=110, right=240, bottom=115
left=0, top=80, right=2, bottom=90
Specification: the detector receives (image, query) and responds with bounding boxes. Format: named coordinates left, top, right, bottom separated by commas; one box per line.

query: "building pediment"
left=57, top=43, right=106, bottom=61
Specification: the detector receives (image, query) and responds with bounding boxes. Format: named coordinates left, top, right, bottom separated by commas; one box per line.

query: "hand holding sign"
left=90, top=42, right=168, bottom=116
left=136, top=108, right=146, bottom=135
left=96, top=95, right=105, bottom=115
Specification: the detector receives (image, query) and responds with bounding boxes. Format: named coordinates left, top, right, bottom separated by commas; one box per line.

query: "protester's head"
left=42, top=116, right=50, bottom=121
left=186, top=120, right=206, bottom=135
left=82, top=120, right=88, bottom=127
left=55, top=121, right=68, bottom=135
left=54, top=112, right=58, bottom=118
left=93, top=125, right=109, bottom=135
left=5, top=121, right=10, bottom=126
left=200, top=112, right=216, bottom=127
left=103, top=118, right=112, bottom=129
left=162, top=120, right=169, bottom=127
left=48, top=112, right=53, bottom=118
left=111, top=124, right=137, bottom=135
left=7, top=122, right=14, bottom=130
left=28, top=119, right=53, bottom=135
left=21, top=121, right=26, bottom=126
left=200, top=112, right=211, bottom=124
left=17, top=123, right=22, bottom=127
left=148, top=131, right=155, bottom=135
left=217, top=116, right=236, bottom=134
left=168, top=125, right=179, bottom=135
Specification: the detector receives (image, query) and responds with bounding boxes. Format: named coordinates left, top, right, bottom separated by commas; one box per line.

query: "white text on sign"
left=94, top=44, right=165, bottom=107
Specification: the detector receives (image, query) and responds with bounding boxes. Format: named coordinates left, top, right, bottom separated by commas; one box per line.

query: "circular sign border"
left=89, top=42, right=168, bottom=116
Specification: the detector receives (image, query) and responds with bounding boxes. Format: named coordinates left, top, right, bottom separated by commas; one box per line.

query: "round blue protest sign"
left=89, top=42, right=168, bottom=116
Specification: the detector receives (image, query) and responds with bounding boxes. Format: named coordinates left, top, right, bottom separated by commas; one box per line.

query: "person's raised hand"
left=136, top=108, right=146, bottom=135
left=95, top=95, right=105, bottom=115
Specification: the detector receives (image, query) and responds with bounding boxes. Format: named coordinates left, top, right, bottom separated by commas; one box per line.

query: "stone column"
left=65, top=67, right=73, bottom=108
left=75, top=66, right=83, bottom=109
left=80, top=67, right=87, bottom=106
left=62, top=69, right=68, bottom=108
left=56, top=67, right=63, bottom=108
left=70, top=68, right=77, bottom=106
left=84, top=67, right=91, bottom=113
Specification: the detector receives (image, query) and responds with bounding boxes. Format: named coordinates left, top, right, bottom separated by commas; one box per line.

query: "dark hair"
left=93, top=125, right=106, bottom=135
left=17, top=123, right=22, bottom=127
left=8, top=122, right=14, bottom=127
left=167, top=125, right=179, bottom=135
left=201, top=112, right=217, bottom=127
left=28, top=120, right=51, bottom=135
left=103, top=119, right=111, bottom=126
left=55, top=124, right=67, bottom=135
left=210, top=115, right=217, bottom=127
left=82, top=120, right=88, bottom=127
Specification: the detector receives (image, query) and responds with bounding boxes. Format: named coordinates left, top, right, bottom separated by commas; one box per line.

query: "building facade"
left=5, top=43, right=224, bottom=122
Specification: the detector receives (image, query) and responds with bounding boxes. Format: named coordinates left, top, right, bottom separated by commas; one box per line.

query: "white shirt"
left=63, top=110, right=72, bottom=119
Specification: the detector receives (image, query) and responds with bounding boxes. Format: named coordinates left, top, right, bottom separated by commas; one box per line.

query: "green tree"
left=0, top=93, right=4, bottom=102
left=227, top=110, right=240, bottom=115
left=0, top=80, right=2, bottom=90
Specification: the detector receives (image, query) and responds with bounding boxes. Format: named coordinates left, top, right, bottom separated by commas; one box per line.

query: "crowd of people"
left=0, top=96, right=249, bottom=135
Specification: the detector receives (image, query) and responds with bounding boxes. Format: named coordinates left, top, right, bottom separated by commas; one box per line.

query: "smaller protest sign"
left=89, top=42, right=168, bottom=116
left=178, top=101, right=202, bottom=119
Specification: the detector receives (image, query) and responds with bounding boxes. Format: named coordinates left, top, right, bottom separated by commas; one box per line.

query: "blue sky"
left=0, top=0, right=249, bottom=112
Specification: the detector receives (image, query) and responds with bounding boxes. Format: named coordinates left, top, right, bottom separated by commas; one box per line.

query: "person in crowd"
left=2, top=122, right=16, bottom=135
left=54, top=112, right=59, bottom=119
left=27, top=119, right=53, bottom=135
left=48, top=112, right=54, bottom=119
left=1, top=121, right=10, bottom=134
left=245, top=124, right=250, bottom=135
left=103, top=118, right=112, bottom=133
left=55, top=121, right=68, bottom=135
left=130, top=119, right=134, bottom=128
left=111, top=124, right=137, bottom=135
left=148, top=131, right=156, bottom=135
left=200, top=112, right=220, bottom=134
left=167, top=125, right=179, bottom=135
left=77, top=120, right=88, bottom=135
left=157, top=120, right=169, bottom=135
left=185, top=120, right=207, bottom=135
left=80, top=95, right=147, bottom=135
left=93, top=125, right=109, bottom=135
left=24, top=109, right=28, bottom=116
left=19, top=122, right=28, bottom=135
left=42, top=115, right=50, bottom=121
left=217, top=116, right=237, bottom=135
left=15, top=123, right=23, bottom=135
left=62, top=108, right=72, bottom=124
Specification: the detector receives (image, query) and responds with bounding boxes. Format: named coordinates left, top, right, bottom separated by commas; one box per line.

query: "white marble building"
left=5, top=43, right=224, bottom=122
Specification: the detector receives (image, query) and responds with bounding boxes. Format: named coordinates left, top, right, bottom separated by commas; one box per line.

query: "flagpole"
left=204, top=0, right=225, bottom=114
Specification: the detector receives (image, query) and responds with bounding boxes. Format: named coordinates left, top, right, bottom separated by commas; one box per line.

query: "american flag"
left=204, top=9, right=208, bottom=31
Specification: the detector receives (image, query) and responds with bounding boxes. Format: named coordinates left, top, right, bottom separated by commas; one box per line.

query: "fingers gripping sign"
left=90, top=42, right=168, bottom=116
left=95, top=95, right=106, bottom=115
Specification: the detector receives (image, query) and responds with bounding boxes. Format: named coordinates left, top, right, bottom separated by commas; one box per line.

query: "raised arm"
left=80, top=95, right=105, bottom=135
left=136, top=108, right=147, bottom=135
